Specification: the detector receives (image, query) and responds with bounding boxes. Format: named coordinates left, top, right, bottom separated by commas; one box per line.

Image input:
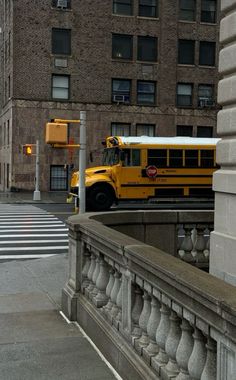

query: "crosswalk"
left=0, top=204, right=68, bottom=260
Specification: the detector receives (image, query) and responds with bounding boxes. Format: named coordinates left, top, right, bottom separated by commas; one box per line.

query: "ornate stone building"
left=0, top=0, right=220, bottom=191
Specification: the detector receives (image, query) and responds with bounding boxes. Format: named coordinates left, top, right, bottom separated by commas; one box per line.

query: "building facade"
left=0, top=0, right=220, bottom=192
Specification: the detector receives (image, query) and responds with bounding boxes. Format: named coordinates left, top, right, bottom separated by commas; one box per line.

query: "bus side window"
left=148, top=149, right=167, bottom=167
left=132, top=149, right=141, bottom=166
left=169, top=149, right=183, bottom=167
left=185, top=150, right=199, bottom=167
left=201, top=150, right=214, bottom=167
left=122, top=149, right=141, bottom=166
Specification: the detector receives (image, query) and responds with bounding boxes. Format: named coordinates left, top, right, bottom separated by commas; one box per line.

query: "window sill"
left=112, top=13, right=135, bottom=18
left=137, top=60, right=158, bottom=64
left=198, top=65, right=216, bottom=69
left=178, top=64, right=195, bottom=67
left=111, top=58, right=133, bottom=63
left=178, top=20, right=196, bottom=24
left=200, top=21, right=217, bottom=26
left=137, top=16, right=159, bottom=21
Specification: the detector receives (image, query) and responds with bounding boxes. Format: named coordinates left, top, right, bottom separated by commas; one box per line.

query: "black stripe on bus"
left=121, top=184, right=212, bottom=188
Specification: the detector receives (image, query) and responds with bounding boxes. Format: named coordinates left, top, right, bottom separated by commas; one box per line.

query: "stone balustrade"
left=62, top=211, right=236, bottom=380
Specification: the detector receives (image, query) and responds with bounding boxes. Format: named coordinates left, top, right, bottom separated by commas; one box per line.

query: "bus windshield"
left=102, top=148, right=120, bottom=166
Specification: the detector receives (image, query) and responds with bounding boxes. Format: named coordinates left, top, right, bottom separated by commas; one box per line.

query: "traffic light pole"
left=79, top=111, right=86, bottom=214
left=33, top=140, right=41, bottom=201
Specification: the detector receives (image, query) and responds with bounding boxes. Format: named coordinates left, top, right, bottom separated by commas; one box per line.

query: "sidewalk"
left=0, top=193, right=118, bottom=380
left=0, top=191, right=69, bottom=204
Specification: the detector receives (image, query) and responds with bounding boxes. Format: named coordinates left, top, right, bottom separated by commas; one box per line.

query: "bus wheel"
left=87, top=185, right=114, bottom=211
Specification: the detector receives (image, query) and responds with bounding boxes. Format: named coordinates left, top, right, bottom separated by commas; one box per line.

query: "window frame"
left=176, top=83, right=193, bottom=107
left=112, top=33, right=133, bottom=60
left=136, top=123, right=155, bottom=136
left=176, top=125, right=193, bottom=136
left=51, top=0, right=71, bottom=9
left=199, top=41, right=216, bottom=66
left=201, top=0, right=216, bottom=24
left=198, top=84, right=214, bottom=107
left=197, top=126, right=213, bottom=137
left=50, top=165, right=68, bottom=191
left=112, top=78, right=131, bottom=103
left=113, top=0, right=133, bottom=16
left=137, top=36, right=158, bottom=62
left=111, top=122, right=131, bottom=136
left=137, top=80, right=156, bottom=105
left=178, top=39, right=195, bottom=65
left=179, top=0, right=196, bottom=21
left=52, top=28, right=71, bottom=55
left=138, top=0, right=158, bottom=18
left=52, top=74, right=70, bottom=100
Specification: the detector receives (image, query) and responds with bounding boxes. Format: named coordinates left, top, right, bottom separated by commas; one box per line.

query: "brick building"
left=0, top=0, right=220, bottom=192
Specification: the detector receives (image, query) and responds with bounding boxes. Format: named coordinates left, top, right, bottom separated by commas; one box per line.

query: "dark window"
left=148, top=149, right=167, bottom=167
left=113, top=0, right=132, bottom=15
left=177, top=125, right=193, bottom=136
left=200, top=149, right=214, bottom=167
left=197, top=126, right=213, bottom=137
left=137, top=81, right=156, bottom=105
left=185, top=150, right=199, bottom=167
left=199, top=41, right=215, bottom=66
left=139, top=0, right=157, bottom=18
left=137, top=36, right=157, bottom=62
left=111, top=122, right=131, bottom=136
left=52, top=75, right=70, bottom=99
left=178, top=40, right=195, bottom=64
left=122, top=149, right=141, bottom=166
left=52, top=0, right=71, bottom=9
left=112, top=34, right=133, bottom=60
left=169, top=150, right=183, bottom=167
left=52, top=28, right=71, bottom=55
left=136, top=124, right=155, bottom=136
left=50, top=165, right=68, bottom=191
left=112, top=79, right=131, bottom=103
left=179, top=0, right=196, bottom=21
left=177, top=83, right=193, bottom=107
left=201, top=0, right=216, bottom=23
left=198, top=84, right=214, bottom=107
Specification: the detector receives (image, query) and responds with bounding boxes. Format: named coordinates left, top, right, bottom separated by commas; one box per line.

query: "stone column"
left=210, top=0, right=236, bottom=285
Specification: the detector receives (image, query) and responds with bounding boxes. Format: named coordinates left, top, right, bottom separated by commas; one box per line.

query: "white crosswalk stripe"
left=0, top=205, right=68, bottom=260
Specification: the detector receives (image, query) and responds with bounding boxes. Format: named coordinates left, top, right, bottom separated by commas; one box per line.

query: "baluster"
left=102, top=267, right=115, bottom=316
left=143, top=295, right=161, bottom=362
left=85, top=252, right=96, bottom=297
left=151, top=303, right=170, bottom=373
left=192, top=225, right=208, bottom=266
left=164, top=311, right=181, bottom=377
left=176, top=319, right=193, bottom=380
left=109, top=270, right=121, bottom=319
left=203, top=227, right=212, bottom=260
left=115, top=275, right=123, bottom=323
left=135, top=291, right=151, bottom=354
left=131, top=285, right=143, bottom=343
left=200, top=337, right=217, bottom=380
left=81, top=249, right=91, bottom=292
left=90, top=255, right=100, bottom=299
left=178, top=226, right=195, bottom=263
left=94, top=255, right=110, bottom=308
left=188, top=328, right=207, bottom=380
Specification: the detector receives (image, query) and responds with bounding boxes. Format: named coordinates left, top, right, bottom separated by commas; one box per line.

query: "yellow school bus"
left=69, top=136, right=220, bottom=211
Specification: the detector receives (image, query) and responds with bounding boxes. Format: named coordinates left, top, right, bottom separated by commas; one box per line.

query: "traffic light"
left=23, top=144, right=33, bottom=155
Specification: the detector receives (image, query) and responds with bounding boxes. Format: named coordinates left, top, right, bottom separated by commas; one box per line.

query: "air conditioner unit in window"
left=199, top=98, right=215, bottom=108
left=112, top=94, right=130, bottom=103
left=57, top=0, right=68, bottom=8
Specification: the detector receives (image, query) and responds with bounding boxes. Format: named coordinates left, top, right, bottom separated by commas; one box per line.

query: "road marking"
left=0, top=234, right=68, bottom=237
left=0, top=228, right=68, bottom=232
left=0, top=254, right=60, bottom=259
left=0, top=246, right=68, bottom=251
left=0, top=220, right=64, bottom=225
left=0, top=239, right=68, bottom=244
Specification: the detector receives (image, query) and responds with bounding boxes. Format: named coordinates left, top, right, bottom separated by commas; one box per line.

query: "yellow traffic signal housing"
left=45, top=122, right=68, bottom=144
left=23, top=144, right=33, bottom=155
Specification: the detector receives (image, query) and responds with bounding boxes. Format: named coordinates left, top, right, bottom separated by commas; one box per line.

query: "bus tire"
left=87, top=184, right=114, bottom=211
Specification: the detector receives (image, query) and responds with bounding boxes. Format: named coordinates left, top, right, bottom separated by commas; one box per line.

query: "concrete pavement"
left=0, top=191, right=118, bottom=380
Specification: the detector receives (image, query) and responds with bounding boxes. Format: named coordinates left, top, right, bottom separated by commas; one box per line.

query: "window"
left=197, top=126, right=213, bottom=137
left=112, top=34, right=133, bottom=60
left=136, top=124, right=155, bottom=136
left=137, top=81, right=156, bottom=105
left=52, top=0, right=71, bottom=9
left=201, top=0, right=216, bottom=23
left=177, top=125, right=193, bottom=136
left=198, top=84, right=214, bottom=107
left=113, top=0, right=132, bottom=15
left=137, top=36, right=157, bottom=62
left=185, top=150, right=199, bottom=167
left=52, top=28, right=71, bottom=55
left=52, top=75, right=70, bottom=99
left=169, top=150, right=183, bottom=167
left=200, top=149, right=214, bottom=167
left=112, top=79, right=131, bottom=103
left=177, top=83, right=193, bottom=107
left=148, top=149, right=167, bottom=167
left=199, top=41, right=215, bottom=66
left=179, top=0, right=196, bottom=21
left=178, top=40, right=195, bottom=65
left=111, top=122, right=131, bottom=136
left=122, top=149, right=141, bottom=166
left=50, top=165, right=68, bottom=190
left=139, top=0, right=157, bottom=18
